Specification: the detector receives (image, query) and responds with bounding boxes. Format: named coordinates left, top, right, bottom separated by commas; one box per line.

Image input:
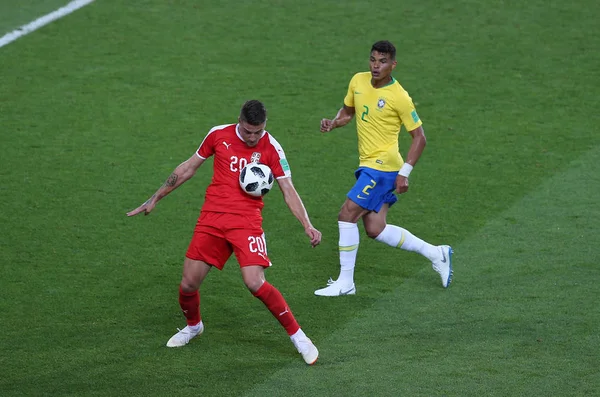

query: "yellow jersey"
left=343, top=72, right=422, bottom=172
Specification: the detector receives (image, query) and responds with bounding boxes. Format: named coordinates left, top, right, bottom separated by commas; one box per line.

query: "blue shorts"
left=347, top=167, right=398, bottom=212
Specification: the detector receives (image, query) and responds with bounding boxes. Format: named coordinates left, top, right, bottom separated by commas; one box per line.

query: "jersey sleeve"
left=265, top=134, right=292, bottom=179
left=343, top=74, right=358, bottom=108
left=397, top=91, right=423, bottom=132
left=196, top=128, right=218, bottom=159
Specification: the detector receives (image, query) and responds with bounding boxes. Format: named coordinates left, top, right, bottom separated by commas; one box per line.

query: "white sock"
left=290, top=328, right=307, bottom=343
left=375, top=225, right=440, bottom=262
left=337, top=221, right=359, bottom=284
left=188, top=321, right=203, bottom=331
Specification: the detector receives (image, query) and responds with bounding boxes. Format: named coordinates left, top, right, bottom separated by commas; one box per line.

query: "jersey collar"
left=372, top=76, right=396, bottom=89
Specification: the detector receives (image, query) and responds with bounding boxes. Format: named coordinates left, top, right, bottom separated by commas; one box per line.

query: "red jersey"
left=196, top=123, right=292, bottom=219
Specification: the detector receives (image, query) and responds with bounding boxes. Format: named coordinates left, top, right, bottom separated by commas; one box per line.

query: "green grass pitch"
left=1, top=0, right=599, bottom=395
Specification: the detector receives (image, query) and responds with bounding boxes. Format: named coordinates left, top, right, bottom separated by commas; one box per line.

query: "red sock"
left=179, top=286, right=201, bottom=326
left=253, top=282, right=300, bottom=336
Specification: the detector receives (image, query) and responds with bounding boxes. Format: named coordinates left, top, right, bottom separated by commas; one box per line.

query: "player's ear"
left=392, top=60, right=398, bottom=70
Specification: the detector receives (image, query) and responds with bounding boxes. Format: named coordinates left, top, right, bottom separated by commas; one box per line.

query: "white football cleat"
left=432, top=245, right=453, bottom=288
left=166, top=323, right=204, bottom=347
left=314, top=278, right=356, bottom=296
left=292, top=336, right=319, bottom=365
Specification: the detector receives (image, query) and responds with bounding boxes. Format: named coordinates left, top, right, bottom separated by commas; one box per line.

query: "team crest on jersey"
left=250, top=152, right=261, bottom=163
left=377, top=98, right=386, bottom=109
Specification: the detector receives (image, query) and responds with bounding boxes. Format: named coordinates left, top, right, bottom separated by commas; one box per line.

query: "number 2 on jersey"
left=361, top=105, right=369, bottom=122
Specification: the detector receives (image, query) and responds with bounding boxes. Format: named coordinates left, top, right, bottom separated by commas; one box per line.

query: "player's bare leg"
left=166, top=258, right=212, bottom=347
left=314, top=198, right=367, bottom=296
left=243, top=265, right=318, bottom=364
left=364, top=204, right=453, bottom=288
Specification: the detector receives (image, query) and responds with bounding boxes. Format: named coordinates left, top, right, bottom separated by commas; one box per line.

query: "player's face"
left=238, top=119, right=266, bottom=147
left=369, top=51, right=397, bottom=83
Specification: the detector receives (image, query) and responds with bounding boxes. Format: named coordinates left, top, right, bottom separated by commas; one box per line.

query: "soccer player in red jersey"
left=127, top=100, right=321, bottom=364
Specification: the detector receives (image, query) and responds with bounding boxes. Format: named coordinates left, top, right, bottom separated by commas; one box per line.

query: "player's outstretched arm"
left=276, top=177, right=322, bottom=247
left=395, top=126, right=427, bottom=194
left=126, top=154, right=205, bottom=217
left=320, top=105, right=355, bottom=132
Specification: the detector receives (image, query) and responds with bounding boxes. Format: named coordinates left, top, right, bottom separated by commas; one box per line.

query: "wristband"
left=398, top=163, right=413, bottom=177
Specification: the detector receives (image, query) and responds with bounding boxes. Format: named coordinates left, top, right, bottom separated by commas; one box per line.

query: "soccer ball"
left=239, top=163, right=274, bottom=197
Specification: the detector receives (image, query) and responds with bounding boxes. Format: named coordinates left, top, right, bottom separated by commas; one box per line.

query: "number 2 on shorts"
left=362, top=179, right=376, bottom=196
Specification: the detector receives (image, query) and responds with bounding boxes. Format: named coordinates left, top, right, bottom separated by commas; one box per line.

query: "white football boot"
left=291, top=335, right=319, bottom=365
left=314, top=278, right=356, bottom=297
left=166, top=322, right=204, bottom=347
left=432, top=245, right=453, bottom=288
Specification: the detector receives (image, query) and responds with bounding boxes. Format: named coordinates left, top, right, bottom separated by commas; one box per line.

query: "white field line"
left=0, top=0, right=96, bottom=48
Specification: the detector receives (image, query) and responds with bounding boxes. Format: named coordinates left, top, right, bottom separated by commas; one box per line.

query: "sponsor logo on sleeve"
left=411, top=110, right=420, bottom=123
left=279, top=158, right=290, bottom=172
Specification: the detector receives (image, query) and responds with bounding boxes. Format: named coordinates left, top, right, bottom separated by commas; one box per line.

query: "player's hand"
left=305, top=226, right=322, bottom=247
left=126, top=196, right=157, bottom=217
left=395, top=175, right=409, bottom=194
left=320, top=119, right=335, bottom=133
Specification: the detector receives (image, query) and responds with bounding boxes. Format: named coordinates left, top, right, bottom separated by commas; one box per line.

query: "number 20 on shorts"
left=248, top=235, right=267, bottom=253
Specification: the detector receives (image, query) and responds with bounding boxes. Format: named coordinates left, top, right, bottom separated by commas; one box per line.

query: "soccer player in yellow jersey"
left=314, top=40, right=453, bottom=296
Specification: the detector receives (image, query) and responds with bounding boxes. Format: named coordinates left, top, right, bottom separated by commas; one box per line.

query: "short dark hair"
left=240, top=100, right=267, bottom=125
left=371, top=40, right=396, bottom=60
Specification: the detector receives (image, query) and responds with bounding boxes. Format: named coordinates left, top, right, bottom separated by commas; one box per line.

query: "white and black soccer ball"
left=239, top=163, right=274, bottom=197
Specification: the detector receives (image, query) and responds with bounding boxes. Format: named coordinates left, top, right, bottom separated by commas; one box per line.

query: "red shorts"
left=185, top=211, right=271, bottom=270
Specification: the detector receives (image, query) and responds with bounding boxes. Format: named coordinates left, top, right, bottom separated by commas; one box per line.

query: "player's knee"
left=241, top=270, right=263, bottom=293
left=244, top=277, right=263, bottom=293
left=180, top=276, right=199, bottom=292
left=337, top=205, right=347, bottom=220
left=364, top=223, right=385, bottom=239
left=365, top=227, right=380, bottom=239
left=338, top=202, right=363, bottom=223
left=365, top=229, right=378, bottom=239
